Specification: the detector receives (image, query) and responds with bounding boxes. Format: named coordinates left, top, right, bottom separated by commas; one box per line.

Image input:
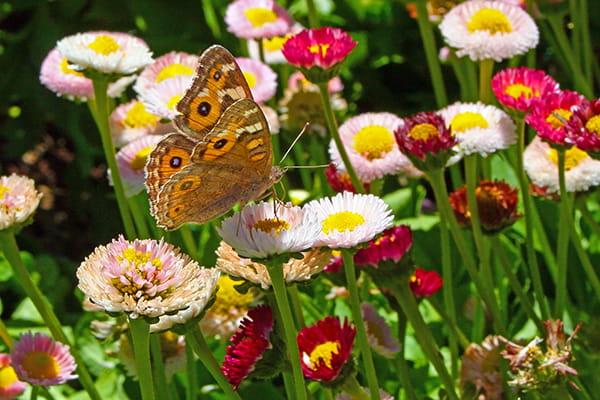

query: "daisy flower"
left=225, top=0, right=293, bottom=40
left=329, top=113, right=418, bottom=182
left=139, top=75, right=193, bottom=120
left=439, top=0, right=539, bottom=62
left=461, top=336, right=504, bottom=400
left=409, top=268, right=443, bottom=297
left=114, top=135, right=163, bottom=197
left=77, top=235, right=220, bottom=319
left=0, top=174, right=42, bottom=231
left=361, top=303, right=399, bottom=358
left=216, top=242, right=330, bottom=290
left=354, top=225, right=413, bottom=268
left=56, top=31, right=153, bottom=75
left=288, top=71, right=343, bottom=93
left=221, top=305, right=274, bottom=389
left=297, top=316, right=356, bottom=382
left=134, top=51, right=198, bottom=93
left=565, top=99, right=600, bottom=158
left=109, top=100, right=170, bottom=147
left=439, top=102, right=516, bottom=160
left=247, top=23, right=303, bottom=64
left=524, top=136, right=600, bottom=193
left=236, top=57, right=277, bottom=103
left=0, top=354, right=27, bottom=399
left=492, top=67, right=560, bottom=112
left=304, top=192, right=393, bottom=249
left=11, top=333, right=77, bottom=386
left=325, top=163, right=365, bottom=194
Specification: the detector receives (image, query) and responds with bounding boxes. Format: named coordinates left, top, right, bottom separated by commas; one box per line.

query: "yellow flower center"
left=59, top=58, right=84, bottom=77
left=87, top=34, right=120, bottom=55
left=505, top=83, right=537, bottom=99
left=123, top=101, right=159, bottom=128
left=264, top=35, right=290, bottom=52
left=244, top=7, right=278, bottom=27
left=548, top=147, right=589, bottom=171
left=242, top=71, right=258, bottom=89
left=211, top=276, right=254, bottom=316
left=450, top=112, right=489, bottom=134
left=0, top=365, right=19, bottom=389
left=130, top=146, right=154, bottom=171
left=467, top=8, right=513, bottom=34
left=322, top=211, right=365, bottom=234
left=21, top=351, right=61, bottom=380
left=120, top=247, right=162, bottom=268
left=155, top=63, right=194, bottom=83
left=253, top=218, right=290, bottom=234
left=0, top=184, right=9, bottom=200
left=408, top=123, right=439, bottom=141
left=308, top=341, right=340, bottom=369
left=167, top=94, right=183, bottom=111
left=308, top=43, right=330, bottom=58
left=352, top=125, right=395, bottom=160
left=545, top=108, right=573, bottom=130
left=160, top=331, right=182, bottom=358
left=585, top=115, right=600, bottom=136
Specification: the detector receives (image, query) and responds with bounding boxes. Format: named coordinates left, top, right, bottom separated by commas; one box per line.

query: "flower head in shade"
left=406, top=0, right=461, bottom=22
left=0, top=174, right=42, bottom=232
left=222, top=305, right=274, bottom=389
left=354, top=225, right=413, bottom=268
left=361, top=303, right=399, bottom=358
left=410, top=268, right=443, bottom=297
left=336, top=388, right=394, bottom=400
left=216, top=242, right=330, bottom=290
left=134, top=51, right=198, bottom=93
left=461, top=335, right=504, bottom=400
left=260, top=104, right=281, bottom=134
left=449, top=180, right=520, bottom=233
left=492, top=67, right=560, bottom=113
left=565, top=98, right=600, bottom=158
left=297, top=317, right=356, bottom=382
left=0, top=354, right=27, bottom=399
left=247, top=24, right=303, bottom=64
left=115, top=135, right=163, bottom=197
left=110, top=100, right=170, bottom=147
left=225, top=0, right=293, bottom=40
left=325, top=163, right=364, bottom=194
left=439, top=0, right=538, bottom=62
left=305, top=192, right=393, bottom=249
left=288, top=71, right=343, bottom=93
left=526, top=90, right=586, bottom=147
left=394, top=111, right=457, bottom=171
left=439, top=102, right=516, bottom=161
left=524, top=136, right=600, bottom=194
left=139, top=75, right=193, bottom=120
left=77, top=235, right=220, bottom=320
left=236, top=57, right=277, bottom=103
left=329, top=113, right=419, bottom=183
left=10, top=333, right=77, bottom=386
left=56, top=31, right=152, bottom=75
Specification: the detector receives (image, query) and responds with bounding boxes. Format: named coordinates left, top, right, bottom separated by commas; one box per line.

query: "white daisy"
left=138, top=75, right=193, bottom=120
left=110, top=100, right=172, bottom=147
left=247, top=23, right=304, bottom=64
left=115, top=135, right=164, bottom=197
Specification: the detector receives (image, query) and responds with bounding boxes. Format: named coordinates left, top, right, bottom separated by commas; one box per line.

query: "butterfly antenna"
left=280, top=122, right=310, bottom=164
left=285, top=164, right=330, bottom=169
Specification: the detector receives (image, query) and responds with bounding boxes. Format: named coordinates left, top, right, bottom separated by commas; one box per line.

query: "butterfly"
left=145, top=45, right=285, bottom=230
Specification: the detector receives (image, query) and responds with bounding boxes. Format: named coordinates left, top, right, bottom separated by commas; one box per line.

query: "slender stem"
left=179, top=226, right=198, bottom=259
left=465, top=59, right=479, bottom=102
left=128, top=196, right=149, bottom=239
left=0, top=319, right=12, bottom=348
left=30, top=386, right=39, bottom=400
left=187, top=327, right=242, bottom=400
left=340, top=249, right=380, bottom=400
left=0, top=231, right=101, bottom=400
left=569, top=0, right=581, bottom=68
left=201, top=0, right=222, bottom=39
left=465, top=155, right=485, bottom=256
left=128, top=317, right=156, bottom=400
left=394, top=315, right=417, bottom=400
left=555, top=149, right=572, bottom=317
left=305, top=0, right=319, bottom=28
left=340, top=375, right=369, bottom=400
left=568, top=219, right=600, bottom=305
left=288, top=285, right=306, bottom=328
left=576, top=197, right=600, bottom=238
left=478, top=59, right=495, bottom=104
left=530, top=199, right=558, bottom=283
left=415, top=0, right=448, bottom=108
left=580, top=0, right=593, bottom=86
left=184, top=338, right=197, bottom=400
left=427, top=298, right=470, bottom=349
left=150, top=334, right=171, bottom=400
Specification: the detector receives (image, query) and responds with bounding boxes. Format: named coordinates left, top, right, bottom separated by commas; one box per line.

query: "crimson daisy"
left=410, top=268, right=443, bottom=298
left=491, top=67, right=559, bottom=113
left=565, top=98, right=600, bottom=159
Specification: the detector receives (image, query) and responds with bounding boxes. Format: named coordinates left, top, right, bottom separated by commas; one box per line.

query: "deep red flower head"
left=324, top=251, right=343, bottom=273
left=449, top=180, right=520, bottom=233
left=282, top=27, right=357, bottom=70
left=565, top=99, right=600, bottom=158
left=325, top=163, right=365, bottom=193
left=221, top=305, right=273, bottom=389
left=492, top=67, right=559, bottom=113
left=410, top=268, right=443, bottom=297
left=355, top=225, right=413, bottom=267
left=526, top=90, right=586, bottom=147
left=297, top=316, right=356, bottom=382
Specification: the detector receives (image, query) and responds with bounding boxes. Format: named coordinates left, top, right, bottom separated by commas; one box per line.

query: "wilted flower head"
left=461, top=335, right=504, bottom=400
left=565, top=99, right=600, bottom=159
left=236, top=57, right=277, bottom=103
left=355, top=225, right=413, bottom=268
left=492, top=67, right=560, bottom=112
left=410, top=268, right=443, bottom=297
left=115, top=135, right=163, bottom=197
left=0, top=354, right=27, bottom=399
left=225, top=0, right=293, bottom=40
left=0, top=174, right=42, bottom=232
left=361, top=303, right=399, bottom=358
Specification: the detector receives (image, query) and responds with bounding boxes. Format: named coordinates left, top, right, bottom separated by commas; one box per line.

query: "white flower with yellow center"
left=110, top=100, right=172, bottom=147
left=134, top=51, right=198, bottom=93
left=139, top=75, right=193, bottom=120
left=247, top=23, right=304, bottom=64
left=56, top=31, right=153, bottom=75
left=305, top=192, right=393, bottom=249
left=0, top=174, right=42, bottom=231
left=524, top=136, right=600, bottom=193
left=439, top=101, right=516, bottom=162
left=439, top=0, right=538, bottom=61
left=225, top=0, right=294, bottom=40
left=114, top=135, right=163, bottom=197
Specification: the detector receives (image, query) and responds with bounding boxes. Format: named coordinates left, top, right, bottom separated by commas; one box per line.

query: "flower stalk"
left=185, top=338, right=197, bottom=400
left=479, top=59, right=495, bottom=104
left=150, top=334, right=171, bottom=400
left=555, top=149, right=573, bottom=318
left=128, top=317, right=156, bottom=400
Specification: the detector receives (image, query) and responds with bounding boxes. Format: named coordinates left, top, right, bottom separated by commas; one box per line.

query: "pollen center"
left=244, top=7, right=278, bottom=27
left=242, top=71, right=258, bottom=88
left=264, top=35, right=290, bottom=52
left=155, top=63, right=194, bottom=83
left=467, top=8, right=513, bottom=34
left=352, top=125, right=395, bottom=160
left=450, top=112, right=489, bottom=133
left=545, top=108, right=573, bottom=130
left=87, top=34, right=120, bottom=55
left=130, top=146, right=154, bottom=171
left=212, top=276, right=254, bottom=316
left=585, top=115, right=600, bottom=136
left=22, top=351, right=61, bottom=380
left=505, top=83, right=536, bottom=99
left=322, top=211, right=365, bottom=234
left=0, top=365, right=19, bottom=388
left=123, top=102, right=159, bottom=128
left=308, top=43, right=330, bottom=58
left=308, top=341, right=340, bottom=369
left=408, top=123, right=439, bottom=141
left=0, top=185, right=9, bottom=200
left=253, top=218, right=290, bottom=234
left=167, top=94, right=184, bottom=111
left=548, top=147, right=589, bottom=171
left=59, top=58, right=84, bottom=77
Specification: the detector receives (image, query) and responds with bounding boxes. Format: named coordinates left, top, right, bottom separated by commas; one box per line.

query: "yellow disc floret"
left=242, top=71, right=258, bottom=88
left=408, top=123, right=439, bottom=141
left=467, top=8, right=513, bottom=34
left=59, top=58, right=84, bottom=77
left=123, top=102, right=159, bottom=128
left=322, top=211, right=365, bottom=234
left=585, top=115, right=600, bottom=136
left=253, top=218, right=290, bottom=234
left=308, top=43, right=330, bottom=58
left=130, top=146, right=154, bottom=171
left=450, top=112, right=489, bottom=133
left=155, top=64, right=194, bottom=83
left=87, top=35, right=121, bottom=55
left=548, top=147, right=589, bottom=171
left=352, top=125, right=395, bottom=160
left=21, top=351, right=61, bottom=380
left=308, top=341, right=340, bottom=369
left=244, top=7, right=278, bottom=27
left=545, top=109, right=573, bottom=130
left=505, top=83, right=536, bottom=99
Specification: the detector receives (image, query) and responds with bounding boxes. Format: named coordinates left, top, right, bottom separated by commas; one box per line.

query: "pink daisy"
left=282, top=27, right=357, bottom=70
left=134, top=51, right=198, bottom=93
left=225, top=0, right=293, bottom=40
left=354, top=225, right=413, bottom=267
left=491, top=67, right=559, bottom=112
left=565, top=99, right=600, bottom=158
left=115, top=135, right=164, bottom=197
left=109, top=100, right=172, bottom=147
left=0, top=354, right=27, bottom=399
left=235, top=57, right=277, bottom=103
left=410, top=268, right=443, bottom=297
left=139, top=75, right=193, bottom=120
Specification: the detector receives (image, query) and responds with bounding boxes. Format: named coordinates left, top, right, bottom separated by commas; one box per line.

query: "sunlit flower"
left=225, top=0, right=293, bottom=40
left=247, top=24, right=303, bottom=64
left=526, top=90, right=586, bottom=147
left=134, top=51, right=198, bottom=93
left=439, top=0, right=538, bottom=62
left=236, top=57, right=277, bottom=103
left=361, top=303, right=399, bottom=358
left=354, top=225, right=413, bottom=268
left=297, top=317, right=356, bottom=382
left=56, top=31, right=152, bottom=75
left=409, top=268, right=443, bottom=297
left=109, top=100, right=171, bottom=147
left=216, top=242, right=330, bottom=290
left=282, top=27, right=357, bottom=71
left=0, top=174, right=42, bottom=231
left=449, top=180, right=520, bottom=233
left=11, top=333, right=77, bottom=386
left=524, top=136, right=600, bottom=194
left=564, top=99, right=600, bottom=157
left=288, top=71, right=343, bottom=93
left=336, top=388, right=394, bottom=400
left=222, top=305, right=274, bottom=389
left=461, top=335, right=504, bottom=400
left=329, top=113, right=418, bottom=182
left=77, top=235, right=220, bottom=319
left=139, top=75, right=193, bottom=120
left=492, top=67, right=559, bottom=112
left=0, top=354, right=27, bottom=399
left=115, top=135, right=163, bottom=197
left=305, top=192, right=393, bottom=249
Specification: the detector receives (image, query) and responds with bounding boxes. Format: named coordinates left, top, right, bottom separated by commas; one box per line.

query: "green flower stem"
left=394, top=314, right=417, bottom=400
left=465, top=59, right=479, bottom=102
left=390, top=284, right=459, bottom=400
left=305, top=0, right=319, bottom=28
left=0, top=319, right=12, bottom=348
left=530, top=199, right=558, bottom=283
left=179, top=226, right=198, bottom=259
left=555, top=149, right=572, bottom=318
left=450, top=58, right=469, bottom=101
left=340, top=249, right=380, bottom=400
left=128, top=317, right=156, bottom=400
left=478, top=59, right=495, bottom=104
left=184, top=337, right=197, bottom=400
left=0, top=231, right=101, bottom=400
left=340, top=375, right=369, bottom=400
left=30, top=386, right=39, bottom=400
left=514, top=117, right=551, bottom=320
left=317, top=83, right=364, bottom=193
left=426, top=298, right=470, bottom=349
left=569, top=0, right=582, bottom=65
left=282, top=370, right=295, bottom=400
left=288, top=285, right=306, bottom=328
left=128, top=197, right=149, bottom=239
left=201, top=0, right=222, bottom=39
left=150, top=334, right=171, bottom=400
left=265, top=260, right=307, bottom=400
left=568, top=218, right=600, bottom=305
left=415, top=0, right=448, bottom=108
left=580, top=0, right=593, bottom=84
left=90, top=78, right=136, bottom=240
left=187, top=327, right=242, bottom=400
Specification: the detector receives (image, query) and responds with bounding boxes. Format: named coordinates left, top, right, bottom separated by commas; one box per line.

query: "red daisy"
left=410, top=268, right=443, bottom=297
left=324, top=163, right=367, bottom=193
left=282, top=27, right=357, bottom=70
left=492, top=67, right=559, bottom=113
left=565, top=98, right=600, bottom=159
left=354, top=225, right=413, bottom=267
